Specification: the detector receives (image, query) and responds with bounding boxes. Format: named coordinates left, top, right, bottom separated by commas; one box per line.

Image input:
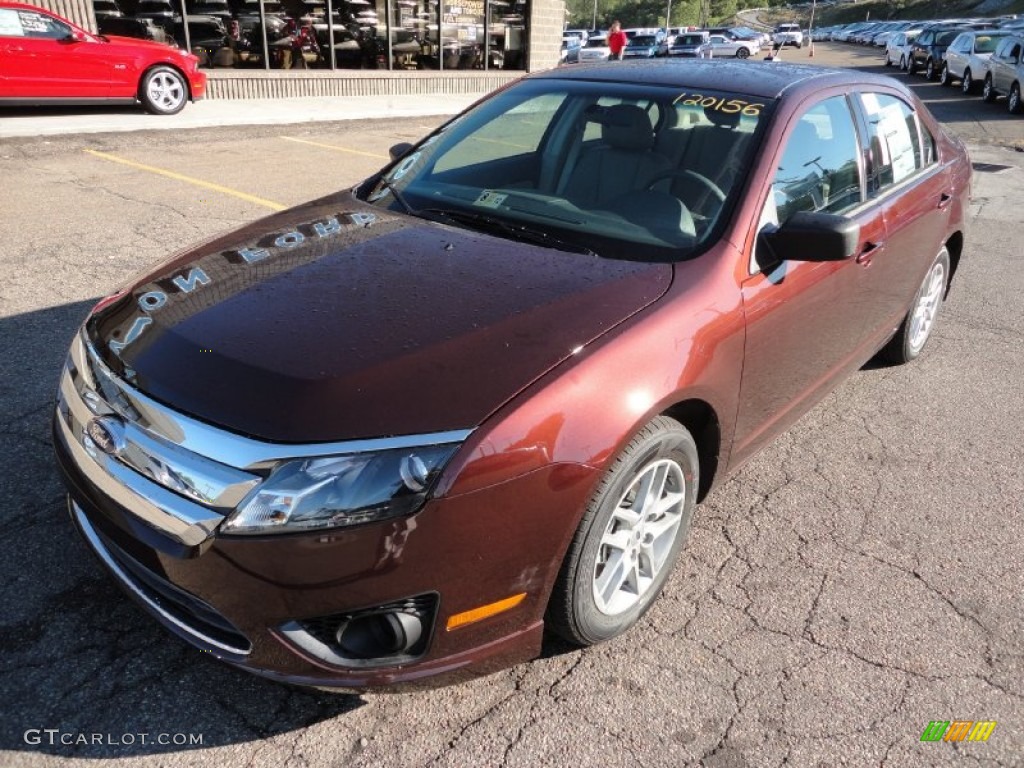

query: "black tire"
left=962, top=68, right=974, bottom=94
left=982, top=74, right=997, bottom=103
left=907, top=56, right=918, bottom=75
left=139, top=65, right=188, bottom=116
left=547, top=416, right=699, bottom=646
left=939, top=63, right=952, bottom=86
left=925, top=58, right=937, bottom=80
left=736, top=47, right=749, bottom=59
left=1009, top=82, right=1022, bottom=114
left=878, top=247, right=951, bottom=365
left=899, top=54, right=907, bottom=71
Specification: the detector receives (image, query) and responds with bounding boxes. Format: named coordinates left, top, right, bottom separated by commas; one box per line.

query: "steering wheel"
left=646, top=168, right=726, bottom=203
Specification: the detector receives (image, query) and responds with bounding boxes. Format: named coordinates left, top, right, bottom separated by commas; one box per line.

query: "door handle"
left=937, top=192, right=952, bottom=210
left=856, top=240, right=883, bottom=265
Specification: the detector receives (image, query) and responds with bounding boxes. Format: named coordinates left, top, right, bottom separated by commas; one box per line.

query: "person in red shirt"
left=607, top=21, right=627, bottom=61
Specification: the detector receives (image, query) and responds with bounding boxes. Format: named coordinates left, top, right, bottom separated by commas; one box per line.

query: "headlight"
left=221, top=443, right=460, bottom=535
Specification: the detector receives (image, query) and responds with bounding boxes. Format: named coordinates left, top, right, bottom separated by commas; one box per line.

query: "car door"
left=708, top=35, right=734, bottom=57
left=851, top=90, right=953, bottom=347
left=0, top=7, right=110, bottom=98
left=732, top=93, right=885, bottom=466
left=945, top=33, right=970, bottom=77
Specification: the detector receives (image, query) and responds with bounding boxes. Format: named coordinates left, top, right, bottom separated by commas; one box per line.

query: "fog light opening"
left=335, top=611, right=423, bottom=659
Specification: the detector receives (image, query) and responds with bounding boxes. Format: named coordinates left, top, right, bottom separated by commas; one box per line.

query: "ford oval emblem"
left=86, top=416, right=126, bottom=457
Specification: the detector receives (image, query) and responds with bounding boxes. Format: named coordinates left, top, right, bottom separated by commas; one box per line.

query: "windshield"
left=585, top=38, right=608, bottom=48
left=629, top=36, right=657, bottom=45
left=975, top=33, right=1007, bottom=53
left=357, top=79, right=772, bottom=262
left=676, top=35, right=705, bottom=45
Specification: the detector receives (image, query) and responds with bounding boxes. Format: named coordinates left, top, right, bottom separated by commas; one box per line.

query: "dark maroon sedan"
left=54, top=61, right=971, bottom=690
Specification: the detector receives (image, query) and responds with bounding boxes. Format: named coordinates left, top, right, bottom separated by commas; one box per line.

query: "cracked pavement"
left=1, top=45, right=1021, bottom=767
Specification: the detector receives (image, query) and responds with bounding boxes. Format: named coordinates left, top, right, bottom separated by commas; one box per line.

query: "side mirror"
left=62, top=30, right=88, bottom=43
left=758, top=210, right=860, bottom=266
left=389, top=142, right=414, bottom=161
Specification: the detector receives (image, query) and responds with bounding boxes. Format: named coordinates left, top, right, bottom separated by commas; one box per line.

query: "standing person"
left=608, top=21, right=627, bottom=61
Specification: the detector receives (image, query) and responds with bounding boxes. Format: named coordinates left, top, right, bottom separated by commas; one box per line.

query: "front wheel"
left=1009, top=82, right=1022, bottom=114
left=878, top=247, right=950, bottom=364
left=139, top=66, right=188, bottom=115
left=884, top=52, right=892, bottom=66
left=925, top=58, right=937, bottom=80
left=546, top=416, right=698, bottom=645
left=907, top=56, right=918, bottom=75
left=982, top=74, right=997, bottom=103
left=962, top=68, right=975, bottom=94
left=899, top=54, right=907, bottom=71
left=939, top=63, right=952, bottom=86
left=736, top=47, right=749, bottom=59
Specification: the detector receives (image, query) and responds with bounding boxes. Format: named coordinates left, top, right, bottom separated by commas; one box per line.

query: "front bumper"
left=53, top=335, right=598, bottom=689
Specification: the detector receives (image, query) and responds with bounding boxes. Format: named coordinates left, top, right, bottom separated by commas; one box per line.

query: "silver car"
left=942, top=30, right=1012, bottom=93
left=981, top=34, right=1024, bottom=113
left=885, top=30, right=921, bottom=70
left=707, top=33, right=758, bottom=59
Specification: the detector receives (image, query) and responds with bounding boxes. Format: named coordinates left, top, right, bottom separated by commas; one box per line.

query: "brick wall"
left=527, top=0, right=565, bottom=72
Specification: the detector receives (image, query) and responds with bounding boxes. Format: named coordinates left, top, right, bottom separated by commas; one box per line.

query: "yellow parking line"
left=280, top=136, right=389, bottom=159
left=83, top=149, right=286, bottom=211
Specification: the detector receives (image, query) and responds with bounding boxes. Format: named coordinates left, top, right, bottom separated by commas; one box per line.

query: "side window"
left=9, top=9, right=71, bottom=39
left=921, top=123, right=938, bottom=166
left=858, top=93, right=924, bottom=193
left=771, top=95, right=863, bottom=222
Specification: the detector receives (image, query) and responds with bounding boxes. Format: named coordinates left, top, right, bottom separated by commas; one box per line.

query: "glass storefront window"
left=90, top=0, right=524, bottom=69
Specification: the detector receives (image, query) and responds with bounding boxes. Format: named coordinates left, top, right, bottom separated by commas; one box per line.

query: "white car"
left=578, top=35, right=610, bottom=62
left=773, top=23, right=803, bottom=48
left=884, top=30, right=921, bottom=70
left=707, top=34, right=759, bottom=59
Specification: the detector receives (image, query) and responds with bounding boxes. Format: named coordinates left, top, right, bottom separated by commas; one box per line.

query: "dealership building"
left=30, top=0, right=564, bottom=98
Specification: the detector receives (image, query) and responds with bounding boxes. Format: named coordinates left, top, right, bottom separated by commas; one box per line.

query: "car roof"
left=528, top=60, right=897, bottom=101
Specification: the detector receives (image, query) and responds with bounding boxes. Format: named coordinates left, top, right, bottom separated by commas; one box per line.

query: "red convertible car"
left=54, top=61, right=971, bottom=690
left=0, top=2, right=205, bottom=114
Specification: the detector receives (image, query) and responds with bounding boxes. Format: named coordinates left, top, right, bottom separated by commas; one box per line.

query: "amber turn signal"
left=445, top=593, right=527, bottom=631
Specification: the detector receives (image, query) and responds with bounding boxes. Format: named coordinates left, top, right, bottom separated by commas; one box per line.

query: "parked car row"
left=563, top=25, right=768, bottom=64
left=820, top=14, right=1024, bottom=115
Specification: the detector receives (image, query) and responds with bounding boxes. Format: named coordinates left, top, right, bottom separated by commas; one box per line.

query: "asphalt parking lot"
left=1, top=43, right=1022, bottom=767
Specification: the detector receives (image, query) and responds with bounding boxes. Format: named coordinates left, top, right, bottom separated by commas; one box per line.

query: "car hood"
left=104, top=34, right=177, bottom=49
left=88, top=192, right=672, bottom=443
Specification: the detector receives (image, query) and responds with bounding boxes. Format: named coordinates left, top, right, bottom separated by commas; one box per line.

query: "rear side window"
left=858, top=93, right=925, bottom=193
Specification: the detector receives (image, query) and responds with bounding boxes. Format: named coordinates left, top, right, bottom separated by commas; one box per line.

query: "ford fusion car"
left=55, top=61, right=970, bottom=690
left=0, top=1, right=204, bottom=114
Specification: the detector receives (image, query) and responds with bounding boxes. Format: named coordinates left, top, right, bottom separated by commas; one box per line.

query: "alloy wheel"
left=146, top=72, right=185, bottom=113
left=592, top=458, right=686, bottom=616
left=908, top=260, right=946, bottom=353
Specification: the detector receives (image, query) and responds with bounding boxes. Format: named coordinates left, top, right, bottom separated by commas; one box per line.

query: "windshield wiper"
left=371, top=176, right=416, bottom=216
left=419, top=207, right=597, bottom=257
